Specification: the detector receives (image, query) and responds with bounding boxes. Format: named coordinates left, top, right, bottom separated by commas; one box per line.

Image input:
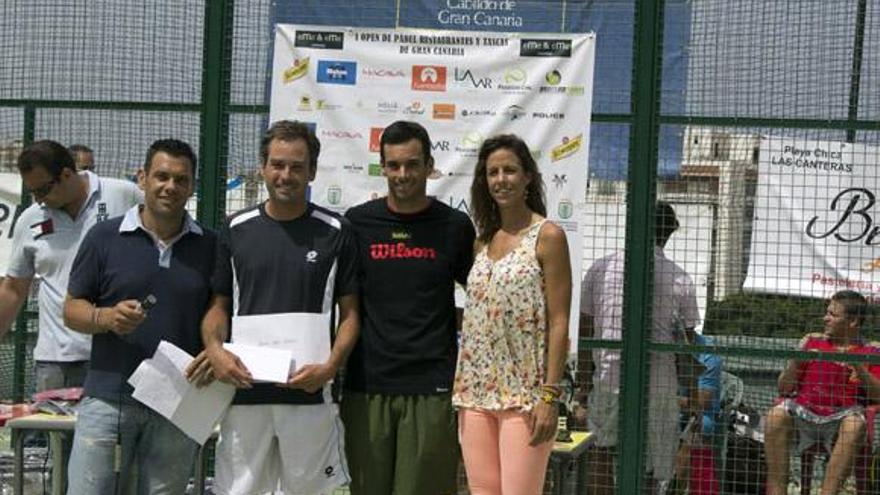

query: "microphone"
left=139, top=294, right=158, bottom=312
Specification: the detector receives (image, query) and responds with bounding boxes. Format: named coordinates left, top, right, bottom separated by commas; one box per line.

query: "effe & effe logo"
left=520, top=39, right=572, bottom=57
left=317, top=60, right=357, bottom=85
left=551, top=134, right=583, bottom=162
left=294, top=30, right=344, bottom=50
left=369, top=127, right=385, bottom=152
left=412, top=65, right=447, bottom=91
left=283, top=58, right=309, bottom=84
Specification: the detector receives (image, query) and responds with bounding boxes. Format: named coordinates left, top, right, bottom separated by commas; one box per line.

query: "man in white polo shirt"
left=0, top=139, right=141, bottom=391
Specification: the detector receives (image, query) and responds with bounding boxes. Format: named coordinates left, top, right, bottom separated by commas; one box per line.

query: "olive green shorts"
left=341, top=391, right=459, bottom=495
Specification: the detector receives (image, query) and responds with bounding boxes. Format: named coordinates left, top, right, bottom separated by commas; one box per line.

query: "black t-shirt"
left=68, top=215, right=216, bottom=401
left=213, top=202, right=358, bottom=404
left=344, top=198, right=475, bottom=394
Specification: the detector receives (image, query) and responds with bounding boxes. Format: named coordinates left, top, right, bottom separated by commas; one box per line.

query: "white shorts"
left=587, top=385, right=679, bottom=481
left=214, top=403, right=349, bottom=495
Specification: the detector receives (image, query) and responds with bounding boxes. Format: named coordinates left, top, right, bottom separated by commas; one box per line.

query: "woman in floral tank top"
left=453, top=134, right=572, bottom=494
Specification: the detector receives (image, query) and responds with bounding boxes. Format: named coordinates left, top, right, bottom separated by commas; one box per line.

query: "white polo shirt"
left=6, top=171, right=142, bottom=362
left=582, top=246, right=701, bottom=392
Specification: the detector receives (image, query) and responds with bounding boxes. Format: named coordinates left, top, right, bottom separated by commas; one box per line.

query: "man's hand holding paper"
left=205, top=345, right=253, bottom=389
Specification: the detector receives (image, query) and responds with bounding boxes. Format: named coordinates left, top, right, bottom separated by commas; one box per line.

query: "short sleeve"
left=334, top=219, right=359, bottom=298
left=5, top=208, right=35, bottom=279
left=581, top=259, right=604, bottom=317
left=67, top=224, right=105, bottom=302
left=698, top=354, right=722, bottom=393
left=210, top=220, right=233, bottom=297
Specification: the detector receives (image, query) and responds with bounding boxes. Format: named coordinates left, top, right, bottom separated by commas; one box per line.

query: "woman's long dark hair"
left=470, top=134, right=546, bottom=243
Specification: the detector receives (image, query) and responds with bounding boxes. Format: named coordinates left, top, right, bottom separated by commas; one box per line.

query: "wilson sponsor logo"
left=370, top=242, right=437, bottom=260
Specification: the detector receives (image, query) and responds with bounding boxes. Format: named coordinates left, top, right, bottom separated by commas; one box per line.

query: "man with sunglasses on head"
left=0, top=140, right=140, bottom=391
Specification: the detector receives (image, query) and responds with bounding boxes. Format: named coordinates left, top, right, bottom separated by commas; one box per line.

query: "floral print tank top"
left=453, top=220, right=547, bottom=412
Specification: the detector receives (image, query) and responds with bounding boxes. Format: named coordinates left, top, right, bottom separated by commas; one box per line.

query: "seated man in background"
left=673, top=333, right=721, bottom=495
left=764, top=290, right=880, bottom=495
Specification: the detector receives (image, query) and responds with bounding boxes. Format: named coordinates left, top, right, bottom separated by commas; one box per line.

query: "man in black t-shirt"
left=190, top=121, right=359, bottom=495
left=343, top=121, right=475, bottom=495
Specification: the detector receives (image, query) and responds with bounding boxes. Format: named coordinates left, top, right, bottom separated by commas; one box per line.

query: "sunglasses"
left=28, top=176, right=61, bottom=199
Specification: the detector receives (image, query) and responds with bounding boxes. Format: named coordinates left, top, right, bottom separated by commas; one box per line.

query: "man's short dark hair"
left=379, top=121, right=432, bottom=166
left=144, top=139, right=197, bottom=175
left=260, top=120, right=320, bottom=170
left=831, top=290, right=868, bottom=326
left=655, top=200, right=680, bottom=246
left=68, top=144, right=93, bottom=155
left=17, top=140, right=76, bottom=177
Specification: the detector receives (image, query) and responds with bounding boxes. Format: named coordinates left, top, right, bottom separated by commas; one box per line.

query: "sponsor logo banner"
left=295, top=30, right=344, bottom=49
left=412, top=65, right=447, bottom=91
left=317, top=60, right=357, bottom=85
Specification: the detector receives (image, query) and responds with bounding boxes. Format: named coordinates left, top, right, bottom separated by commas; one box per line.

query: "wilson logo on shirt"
left=369, top=242, right=436, bottom=260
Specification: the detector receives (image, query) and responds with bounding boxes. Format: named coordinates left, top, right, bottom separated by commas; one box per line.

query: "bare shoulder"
left=538, top=220, right=568, bottom=247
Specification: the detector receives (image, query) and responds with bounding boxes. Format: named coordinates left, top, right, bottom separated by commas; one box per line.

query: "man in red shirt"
left=765, top=290, right=880, bottom=495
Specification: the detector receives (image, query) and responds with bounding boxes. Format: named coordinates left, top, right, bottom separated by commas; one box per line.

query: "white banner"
left=0, top=172, right=22, bottom=276
left=270, top=25, right=595, bottom=350
left=744, top=137, right=880, bottom=302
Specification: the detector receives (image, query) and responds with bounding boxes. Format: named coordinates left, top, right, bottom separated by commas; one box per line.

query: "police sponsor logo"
left=520, top=39, right=572, bottom=57
left=432, top=103, right=456, bottom=120
left=283, top=58, right=309, bottom=84
left=362, top=67, right=406, bottom=78
left=453, top=68, right=493, bottom=89
left=532, top=111, right=565, bottom=120
left=411, top=65, right=447, bottom=91
left=294, top=30, right=344, bottom=50
left=317, top=60, right=357, bottom=85
left=551, top=134, right=583, bottom=162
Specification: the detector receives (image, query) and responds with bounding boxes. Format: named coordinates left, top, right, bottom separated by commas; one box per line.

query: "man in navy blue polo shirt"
left=193, top=120, right=359, bottom=495
left=63, top=139, right=216, bottom=494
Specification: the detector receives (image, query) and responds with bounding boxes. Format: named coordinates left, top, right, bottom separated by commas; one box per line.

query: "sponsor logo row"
left=293, top=29, right=574, bottom=58
left=283, top=58, right=584, bottom=95
left=296, top=96, right=566, bottom=123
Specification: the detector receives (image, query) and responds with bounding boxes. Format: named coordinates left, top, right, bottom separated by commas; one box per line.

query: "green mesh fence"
left=0, top=1, right=879, bottom=494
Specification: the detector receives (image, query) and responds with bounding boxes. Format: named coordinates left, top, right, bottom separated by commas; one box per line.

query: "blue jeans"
left=66, top=396, right=197, bottom=495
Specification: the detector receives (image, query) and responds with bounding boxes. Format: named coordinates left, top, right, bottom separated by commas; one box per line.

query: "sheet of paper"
left=232, top=312, right=331, bottom=371
left=128, top=341, right=235, bottom=445
left=223, top=342, right=292, bottom=383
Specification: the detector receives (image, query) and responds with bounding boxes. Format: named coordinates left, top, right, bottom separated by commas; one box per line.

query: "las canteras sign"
left=744, top=137, right=880, bottom=302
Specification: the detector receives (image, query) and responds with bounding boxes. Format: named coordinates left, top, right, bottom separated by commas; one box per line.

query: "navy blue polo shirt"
left=68, top=206, right=216, bottom=400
